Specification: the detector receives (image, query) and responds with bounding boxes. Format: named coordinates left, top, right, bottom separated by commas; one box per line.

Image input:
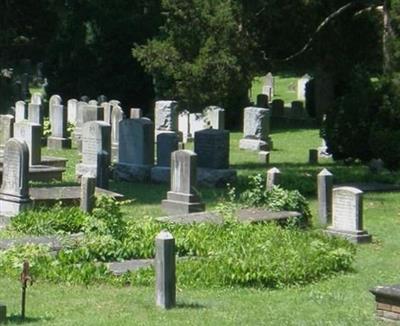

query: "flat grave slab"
left=335, top=182, right=400, bottom=193
left=0, top=155, right=67, bottom=168
left=30, top=186, right=124, bottom=206
left=0, top=165, right=65, bottom=183
left=371, top=285, right=400, bottom=322
left=158, top=209, right=302, bottom=225
left=108, top=259, right=154, bottom=276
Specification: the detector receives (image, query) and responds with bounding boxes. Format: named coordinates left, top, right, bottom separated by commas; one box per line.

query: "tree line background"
left=1, top=0, right=400, bottom=168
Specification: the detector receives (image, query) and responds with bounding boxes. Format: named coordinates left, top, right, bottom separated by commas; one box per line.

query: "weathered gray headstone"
left=204, top=106, right=225, bottom=130
left=271, top=99, right=284, bottom=117
left=195, top=129, right=229, bottom=169
left=258, top=151, right=270, bottom=164
left=47, top=104, right=70, bottom=149
left=80, top=176, right=96, bottom=213
left=15, top=101, right=27, bottom=122
left=130, top=108, right=142, bottom=119
left=309, top=149, right=318, bottom=164
left=0, top=139, right=31, bottom=217
left=111, top=105, right=124, bottom=161
left=151, top=132, right=179, bottom=183
left=155, top=101, right=179, bottom=139
left=101, top=102, right=112, bottom=125
left=75, top=104, right=103, bottom=152
left=327, top=187, right=372, bottom=243
left=262, top=72, right=274, bottom=99
left=318, top=169, right=333, bottom=226
left=71, top=101, right=87, bottom=148
left=297, top=74, right=311, bottom=101
left=161, top=150, right=205, bottom=214
left=28, top=103, right=43, bottom=125
left=155, top=230, right=176, bottom=309
left=189, top=113, right=206, bottom=138
left=14, top=121, right=42, bottom=166
left=48, top=94, right=62, bottom=121
left=178, top=111, right=190, bottom=143
left=0, top=115, right=14, bottom=152
left=266, top=167, right=281, bottom=191
left=114, top=118, right=154, bottom=182
left=67, top=99, right=78, bottom=124
left=76, top=121, right=111, bottom=188
left=239, top=107, right=271, bottom=151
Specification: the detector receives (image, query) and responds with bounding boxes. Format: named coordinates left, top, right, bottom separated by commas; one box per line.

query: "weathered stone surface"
left=111, top=105, right=124, bottom=160
left=266, top=167, right=281, bottom=191
left=157, top=132, right=179, bottom=167
left=258, top=151, right=270, bottom=164
left=326, top=186, right=372, bottom=243
left=28, top=103, right=43, bottom=125
left=0, top=115, right=14, bottom=151
left=204, top=106, right=225, bottom=130
left=114, top=162, right=151, bottom=182
left=197, top=168, right=236, bottom=187
left=155, top=101, right=178, bottom=132
left=80, top=176, right=96, bottom=213
left=161, top=150, right=205, bottom=215
left=48, top=94, right=62, bottom=122
left=297, top=74, right=311, bottom=101
left=108, top=259, right=153, bottom=276
left=151, top=166, right=170, bottom=183
left=239, top=106, right=271, bottom=151
left=189, top=113, right=206, bottom=137
left=178, top=110, right=190, bottom=143
left=318, top=169, right=333, bottom=226
left=15, top=101, right=27, bottom=122
left=194, top=129, right=229, bottom=169
left=0, top=139, right=31, bottom=217
left=130, top=108, right=142, bottom=119
left=155, top=231, right=176, bottom=309
left=14, top=120, right=42, bottom=166
left=67, top=99, right=78, bottom=124
left=48, top=104, right=70, bottom=150
left=271, top=99, right=284, bottom=117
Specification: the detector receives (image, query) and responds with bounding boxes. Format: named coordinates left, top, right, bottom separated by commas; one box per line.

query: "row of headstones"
left=256, top=95, right=310, bottom=120
left=261, top=72, right=311, bottom=102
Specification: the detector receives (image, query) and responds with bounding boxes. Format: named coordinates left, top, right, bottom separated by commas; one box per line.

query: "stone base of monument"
left=0, top=194, right=31, bottom=217
left=370, top=285, right=400, bottom=322
left=239, top=138, right=271, bottom=151
left=47, top=136, right=71, bottom=150
left=161, top=192, right=205, bottom=215
left=326, top=227, right=372, bottom=244
left=0, top=156, right=67, bottom=168
left=114, top=163, right=152, bottom=182
left=197, top=168, right=237, bottom=187
left=151, top=166, right=170, bottom=183
left=0, top=165, right=64, bottom=183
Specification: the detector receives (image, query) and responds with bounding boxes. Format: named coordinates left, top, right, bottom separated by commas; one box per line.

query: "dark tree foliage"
left=44, top=0, right=162, bottom=112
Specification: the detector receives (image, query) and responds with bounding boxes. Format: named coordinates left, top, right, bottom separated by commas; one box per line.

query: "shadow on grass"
left=175, top=301, right=206, bottom=309
left=7, top=314, right=53, bottom=324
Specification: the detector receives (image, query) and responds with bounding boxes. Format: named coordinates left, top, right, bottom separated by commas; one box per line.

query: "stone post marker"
left=48, top=94, right=62, bottom=122
left=318, top=169, right=333, bottom=226
left=155, top=230, right=176, bottom=309
left=0, top=303, right=6, bottom=324
left=326, top=187, right=372, bottom=243
left=0, top=115, right=14, bottom=153
left=309, top=149, right=318, bottom=164
left=204, top=106, right=225, bottom=130
left=266, top=167, right=281, bottom=191
left=0, top=139, right=31, bottom=217
left=258, top=151, right=270, bottom=164
left=67, top=99, right=78, bottom=124
left=154, top=100, right=179, bottom=140
left=111, top=105, right=124, bottom=160
left=161, top=150, right=205, bottom=214
left=15, top=101, right=27, bottom=122
left=48, top=104, right=70, bottom=149
left=80, top=176, right=96, bottom=213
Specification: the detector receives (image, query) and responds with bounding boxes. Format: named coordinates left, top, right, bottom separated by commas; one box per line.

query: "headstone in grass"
left=80, top=175, right=96, bottom=213
left=89, top=100, right=98, bottom=106
left=189, top=113, right=206, bottom=138
left=155, top=101, right=179, bottom=140
left=239, top=106, right=272, bottom=151
left=76, top=121, right=111, bottom=188
left=178, top=110, right=190, bottom=143
left=47, top=104, right=70, bottom=150
left=31, top=92, right=42, bottom=105
left=259, top=151, right=270, bottom=164
left=111, top=105, right=124, bottom=161
left=0, top=115, right=14, bottom=154
left=130, top=108, right=142, bottom=119
left=326, top=186, right=372, bottom=243
left=27, top=103, right=43, bottom=126
left=318, top=169, right=333, bottom=226
left=256, top=94, right=269, bottom=108
left=194, top=129, right=236, bottom=187
left=297, top=74, right=311, bottom=101
left=114, top=118, right=154, bottom=182
left=262, top=72, right=274, bottom=99
left=155, top=230, right=176, bottom=309
left=67, top=99, right=78, bottom=124
left=309, top=149, right=318, bottom=164
left=161, top=150, right=205, bottom=214
left=14, top=121, right=41, bottom=166
left=71, top=101, right=87, bottom=148
left=15, top=101, right=27, bottom=122
left=101, top=102, right=112, bottom=125
left=290, top=101, right=305, bottom=119
left=271, top=99, right=284, bottom=117
left=0, top=138, right=31, bottom=217
left=48, top=94, right=62, bottom=122
left=204, top=106, right=225, bottom=130
left=151, top=132, right=179, bottom=183
left=76, top=104, right=104, bottom=152
left=266, top=167, right=281, bottom=191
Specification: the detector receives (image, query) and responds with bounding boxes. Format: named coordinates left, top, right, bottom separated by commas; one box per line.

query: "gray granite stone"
left=157, top=132, right=179, bottom=167
left=14, top=120, right=42, bottom=166
left=318, top=169, right=333, bottom=226
left=155, top=101, right=178, bottom=132
left=108, top=259, right=153, bottom=276
left=130, top=108, right=142, bottom=119
left=0, top=115, right=14, bottom=152
left=258, top=151, right=270, bottom=164
left=111, top=105, right=124, bottom=160
left=0, top=139, right=31, bottom=217
left=28, top=103, right=43, bottom=125
left=266, top=167, right=281, bottom=191
left=155, top=231, right=176, bottom=309
left=15, top=100, right=27, bottom=122
left=194, top=129, right=229, bottom=169
left=67, top=99, right=78, bottom=124
left=326, top=187, right=372, bottom=243
left=239, top=106, right=271, bottom=151
left=80, top=176, right=96, bottom=213
left=48, top=104, right=70, bottom=150
left=204, top=106, right=225, bottom=130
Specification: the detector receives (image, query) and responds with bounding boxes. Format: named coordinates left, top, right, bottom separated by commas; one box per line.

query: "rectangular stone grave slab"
left=108, top=259, right=154, bottom=276
left=371, top=285, right=400, bottom=322
left=157, top=212, right=223, bottom=224
left=0, top=165, right=64, bottom=183
left=114, top=163, right=152, bottom=182
left=239, top=138, right=269, bottom=151
left=236, top=208, right=302, bottom=223
left=0, top=156, right=68, bottom=168
left=197, top=168, right=237, bottom=188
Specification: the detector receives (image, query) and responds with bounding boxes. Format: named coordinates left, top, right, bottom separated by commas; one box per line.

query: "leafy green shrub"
left=11, top=203, right=87, bottom=235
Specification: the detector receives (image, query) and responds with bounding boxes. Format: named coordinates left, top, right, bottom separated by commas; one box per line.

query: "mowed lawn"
left=0, top=127, right=399, bottom=325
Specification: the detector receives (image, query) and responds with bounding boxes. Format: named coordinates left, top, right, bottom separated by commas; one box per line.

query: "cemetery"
left=0, top=1, right=399, bottom=324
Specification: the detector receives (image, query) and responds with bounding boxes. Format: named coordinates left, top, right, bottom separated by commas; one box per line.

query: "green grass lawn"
left=1, top=128, right=399, bottom=324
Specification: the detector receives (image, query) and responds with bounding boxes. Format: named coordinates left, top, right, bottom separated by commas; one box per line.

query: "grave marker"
left=239, top=107, right=271, bottom=151
left=318, top=169, right=333, bottom=226
left=47, top=104, right=70, bottom=149
left=14, top=121, right=42, bottom=166
left=266, top=167, right=281, bottom=191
